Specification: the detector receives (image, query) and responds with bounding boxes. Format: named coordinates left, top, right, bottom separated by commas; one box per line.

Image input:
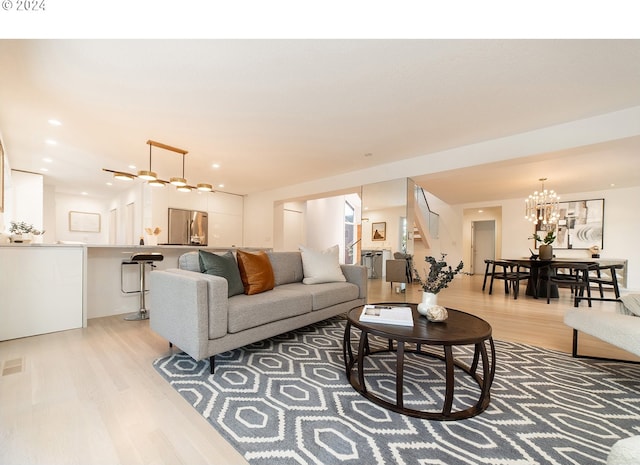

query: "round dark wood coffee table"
left=343, top=303, right=495, bottom=420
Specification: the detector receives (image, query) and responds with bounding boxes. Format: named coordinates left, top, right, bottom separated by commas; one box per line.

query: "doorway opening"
left=471, top=220, right=496, bottom=275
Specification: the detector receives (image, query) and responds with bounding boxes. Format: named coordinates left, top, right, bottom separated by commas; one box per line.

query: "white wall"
left=55, top=193, right=110, bottom=244
left=305, top=195, right=346, bottom=254
left=461, top=206, right=503, bottom=274
left=362, top=205, right=405, bottom=253
left=244, top=109, right=640, bottom=290
left=459, top=185, right=640, bottom=290
left=412, top=189, right=465, bottom=274
left=243, top=107, right=640, bottom=250
left=7, top=170, right=44, bottom=234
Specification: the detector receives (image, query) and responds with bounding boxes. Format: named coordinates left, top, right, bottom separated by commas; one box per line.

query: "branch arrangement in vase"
left=413, top=253, right=464, bottom=294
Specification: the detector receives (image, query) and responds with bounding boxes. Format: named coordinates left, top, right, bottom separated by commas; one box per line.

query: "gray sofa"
left=149, top=251, right=367, bottom=372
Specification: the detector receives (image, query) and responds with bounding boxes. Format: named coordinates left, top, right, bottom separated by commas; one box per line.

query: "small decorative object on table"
left=144, top=227, right=162, bottom=246
left=589, top=245, right=600, bottom=259
left=424, top=305, right=448, bottom=322
left=413, top=253, right=463, bottom=320
left=529, top=230, right=556, bottom=260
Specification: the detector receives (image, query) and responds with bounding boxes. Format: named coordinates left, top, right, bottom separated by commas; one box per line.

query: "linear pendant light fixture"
left=170, top=152, right=188, bottom=187
left=103, top=139, right=215, bottom=193
left=137, top=142, right=157, bottom=180
left=524, top=177, right=560, bottom=225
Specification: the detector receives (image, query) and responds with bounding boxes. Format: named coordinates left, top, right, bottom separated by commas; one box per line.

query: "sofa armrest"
left=341, top=264, right=368, bottom=300
left=150, top=269, right=229, bottom=361
left=564, top=309, right=640, bottom=357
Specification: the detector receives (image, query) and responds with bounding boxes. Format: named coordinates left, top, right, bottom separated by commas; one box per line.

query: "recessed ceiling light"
left=81, top=192, right=88, bottom=196
left=212, top=163, right=220, bottom=169
left=48, top=119, right=62, bottom=126
left=45, top=139, right=57, bottom=145
left=128, top=165, right=136, bottom=170
left=40, top=168, right=48, bottom=172
left=42, top=158, right=53, bottom=163
left=478, top=209, right=484, bottom=213
left=218, top=184, right=224, bottom=188
left=610, top=183, right=616, bottom=187
left=106, top=182, right=113, bottom=186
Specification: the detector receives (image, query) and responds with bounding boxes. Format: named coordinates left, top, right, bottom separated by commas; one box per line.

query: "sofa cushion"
left=227, top=288, right=312, bottom=333
left=299, top=244, right=346, bottom=284
left=178, top=251, right=201, bottom=272
left=198, top=250, right=244, bottom=297
left=267, top=251, right=305, bottom=285
left=278, top=281, right=359, bottom=310
left=620, top=294, right=640, bottom=316
left=236, top=249, right=276, bottom=295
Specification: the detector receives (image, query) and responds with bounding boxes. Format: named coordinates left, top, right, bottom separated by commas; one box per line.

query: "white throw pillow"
left=299, top=244, right=347, bottom=284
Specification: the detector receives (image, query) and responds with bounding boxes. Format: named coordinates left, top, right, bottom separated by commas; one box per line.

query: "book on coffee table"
left=359, top=304, right=414, bottom=327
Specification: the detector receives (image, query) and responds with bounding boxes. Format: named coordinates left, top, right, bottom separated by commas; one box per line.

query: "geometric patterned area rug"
left=153, top=317, right=640, bottom=465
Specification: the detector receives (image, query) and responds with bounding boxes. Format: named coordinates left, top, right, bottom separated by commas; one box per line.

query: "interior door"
left=472, top=220, right=496, bottom=275
left=283, top=208, right=304, bottom=251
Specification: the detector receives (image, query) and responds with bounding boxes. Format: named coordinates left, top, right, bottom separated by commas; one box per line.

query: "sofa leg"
left=209, top=355, right=215, bottom=374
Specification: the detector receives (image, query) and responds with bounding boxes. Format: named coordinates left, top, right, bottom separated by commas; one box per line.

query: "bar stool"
left=124, top=252, right=164, bottom=321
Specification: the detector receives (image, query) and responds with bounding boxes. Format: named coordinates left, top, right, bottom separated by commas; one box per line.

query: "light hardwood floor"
left=0, top=274, right=635, bottom=465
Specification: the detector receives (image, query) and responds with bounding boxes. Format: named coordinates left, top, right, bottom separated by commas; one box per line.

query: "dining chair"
left=588, top=263, right=623, bottom=301
left=488, top=260, right=531, bottom=299
left=541, top=262, right=592, bottom=307
left=482, top=259, right=494, bottom=292
left=510, top=263, right=532, bottom=299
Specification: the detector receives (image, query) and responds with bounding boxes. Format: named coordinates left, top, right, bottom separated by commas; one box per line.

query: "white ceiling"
left=1, top=39, right=639, bottom=204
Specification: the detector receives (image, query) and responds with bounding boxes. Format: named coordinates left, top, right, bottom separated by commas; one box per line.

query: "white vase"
left=417, top=292, right=449, bottom=321
left=11, top=233, right=32, bottom=244
left=417, top=292, right=438, bottom=315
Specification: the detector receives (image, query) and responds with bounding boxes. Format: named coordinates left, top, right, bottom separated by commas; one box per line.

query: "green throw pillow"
left=198, top=250, right=244, bottom=297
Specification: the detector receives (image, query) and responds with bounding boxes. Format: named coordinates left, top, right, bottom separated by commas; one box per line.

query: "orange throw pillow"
left=236, top=250, right=275, bottom=295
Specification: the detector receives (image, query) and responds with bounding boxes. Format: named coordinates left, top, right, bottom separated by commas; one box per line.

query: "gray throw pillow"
left=198, top=250, right=244, bottom=297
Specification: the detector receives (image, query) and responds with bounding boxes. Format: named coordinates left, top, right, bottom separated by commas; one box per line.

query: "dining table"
left=503, top=257, right=606, bottom=299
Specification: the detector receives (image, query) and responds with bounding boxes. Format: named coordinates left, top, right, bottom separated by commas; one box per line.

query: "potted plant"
left=9, top=221, right=43, bottom=244
left=529, top=230, right=556, bottom=260
left=413, top=253, right=463, bottom=320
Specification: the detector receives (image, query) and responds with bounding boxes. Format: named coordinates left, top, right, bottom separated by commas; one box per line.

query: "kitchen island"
left=0, top=244, right=269, bottom=341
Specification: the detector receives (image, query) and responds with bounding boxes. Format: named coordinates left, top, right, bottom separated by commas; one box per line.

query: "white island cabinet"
left=0, top=245, right=84, bottom=341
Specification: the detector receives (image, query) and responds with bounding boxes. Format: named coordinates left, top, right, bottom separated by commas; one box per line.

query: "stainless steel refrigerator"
left=167, top=208, right=208, bottom=245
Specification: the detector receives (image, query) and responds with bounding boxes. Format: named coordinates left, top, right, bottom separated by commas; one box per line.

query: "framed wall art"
left=372, top=221, right=386, bottom=241
left=69, top=211, right=101, bottom=233
left=534, top=198, right=604, bottom=250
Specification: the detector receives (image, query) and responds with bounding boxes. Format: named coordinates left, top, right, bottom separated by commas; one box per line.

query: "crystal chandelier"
left=524, top=178, right=560, bottom=225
